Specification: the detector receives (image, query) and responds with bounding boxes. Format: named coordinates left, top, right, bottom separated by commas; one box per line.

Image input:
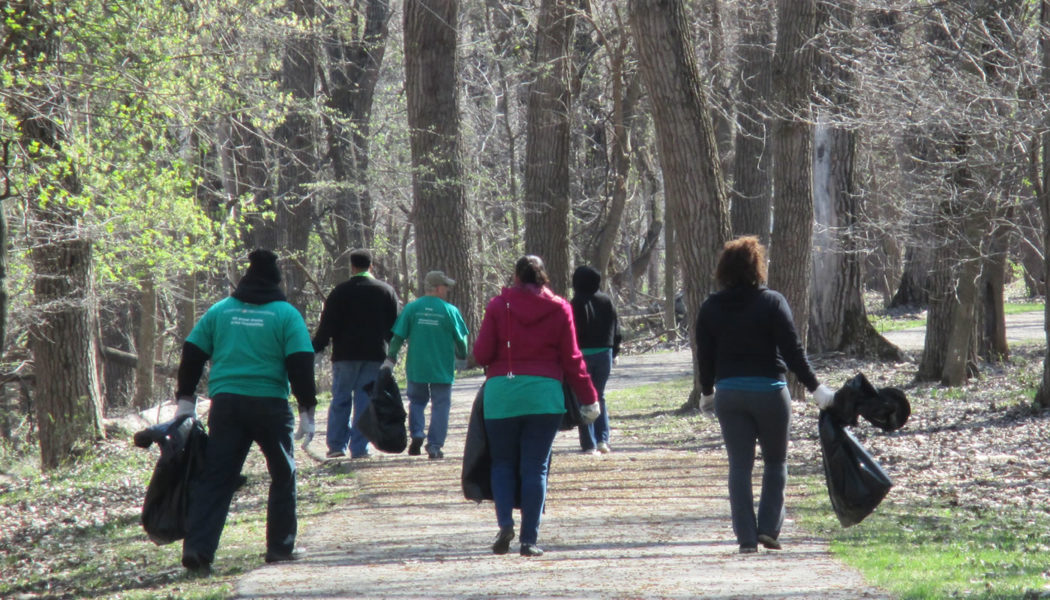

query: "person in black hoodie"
left=696, top=236, right=834, bottom=554
left=570, top=265, right=622, bottom=454
left=175, top=249, right=317, bottom=572
left=312, top=249, right=400, bottom=459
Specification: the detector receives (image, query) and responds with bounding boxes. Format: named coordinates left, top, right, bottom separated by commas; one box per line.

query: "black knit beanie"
left=245, top=249, right=282, bottom=285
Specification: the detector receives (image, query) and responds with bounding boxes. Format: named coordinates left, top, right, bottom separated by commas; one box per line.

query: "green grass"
left=793, top=485, right=1050, bottom=600
left=868, top=302, right=1043, bottom=334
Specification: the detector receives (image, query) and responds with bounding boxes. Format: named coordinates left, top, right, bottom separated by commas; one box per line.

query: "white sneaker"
left=597, top=442, right=611, bottom=454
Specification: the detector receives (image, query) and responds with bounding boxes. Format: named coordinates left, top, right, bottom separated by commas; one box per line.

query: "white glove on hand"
left=699, top=393, right=715, bottom=415
left=812, top=384, right=836, bottom=410
left=380, top=357, right=396, bottom=372
left=579, top=402, right=601, bottom=425
left=296, top=408, right=316, bottom=448
left=454, top=358, right=468, bottom=372
left=174, top=397, right=197, bottom=419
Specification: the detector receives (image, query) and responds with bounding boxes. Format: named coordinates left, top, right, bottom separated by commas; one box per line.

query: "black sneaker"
left=265, top=547, right=306, bottom=563
left=426, top=445, right=444, bottom=460
left=491, top=526, right=515, bottom=554
left=408, top=438, right=424, bottom=456
left=182, top=550, right=212, bottom=574
left=757, top=534, right=781, bottom=550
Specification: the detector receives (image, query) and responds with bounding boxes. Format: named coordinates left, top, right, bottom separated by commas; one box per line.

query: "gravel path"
left=234, top=349, right=890, bottom=600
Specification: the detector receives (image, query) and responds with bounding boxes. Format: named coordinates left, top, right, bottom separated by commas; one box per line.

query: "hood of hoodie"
left=231, top=277, right=287, bottom=304
left=499, top=284, right=562, bottom=326
left=571, top=265, right=601, bottom=296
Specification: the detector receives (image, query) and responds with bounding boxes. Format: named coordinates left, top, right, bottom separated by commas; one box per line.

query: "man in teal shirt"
left=383, top=270, right=468, bottom=459
left=175, top=250, right=317, bottom=572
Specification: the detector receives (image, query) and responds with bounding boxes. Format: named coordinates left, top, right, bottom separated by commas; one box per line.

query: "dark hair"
left=349, top=249, right=372, bottom=270
left=515, top=255, right=549, bottom=286
left=715, top=236, right=767, bottom=289
left=245, top=248, right=282, bottom=285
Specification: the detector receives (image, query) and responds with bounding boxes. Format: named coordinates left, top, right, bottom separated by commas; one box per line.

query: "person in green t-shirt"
left=175, top=249, right=317, bottom=573
left=383, top=270, right=468, bottom=459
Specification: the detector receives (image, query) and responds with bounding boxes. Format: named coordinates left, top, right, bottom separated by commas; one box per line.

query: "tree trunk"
left=404, top=0, right=479, bottom=334
left=133, top=276, right=157, bottom=409
left=1033, top=0, right=1050, bottom=408
left=323, top=0, right=390, bottom=278
left=729, top=0, right=774, bottom=242
left=769, top=0, right=818, bottom=398
left=276, top=0, right=318, bottom=313
left=8, top=2, right=104, bottom=469
left=629, top=0, right=731, bottom=409
left=809, top=1, right=902, bottom=361
left=523, top=0, right=575, bottom=295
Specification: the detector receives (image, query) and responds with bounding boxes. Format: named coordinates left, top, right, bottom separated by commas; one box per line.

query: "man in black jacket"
left=313, top=249, right=400, bottom=459
left=570, top=265, right=622, bottom=454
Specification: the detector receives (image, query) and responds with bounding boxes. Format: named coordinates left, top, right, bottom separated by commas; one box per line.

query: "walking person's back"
left=313, top=249, right=400, bottom=459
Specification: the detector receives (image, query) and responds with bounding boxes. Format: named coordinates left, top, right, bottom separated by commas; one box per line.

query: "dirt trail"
left=235, top=350, right=889, bottom=600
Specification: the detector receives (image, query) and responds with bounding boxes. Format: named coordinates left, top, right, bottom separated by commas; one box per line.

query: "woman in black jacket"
left=696, top=236, right=833, bottom=554
left=570, top=266, right=622, bottom=454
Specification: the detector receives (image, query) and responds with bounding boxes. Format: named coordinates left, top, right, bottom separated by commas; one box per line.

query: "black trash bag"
left=819, top=411, right=893, bottom=527
left=135, top=415, right=208, bottom=545
left=461, top=387, right=491, bottom=503
left=460, top=384, right=524, bottom=508
left=829, top=373, right=910, bottom=432
left=559, top=382, right=583, bottom=431
left=358, top=368, right=408, bottom=453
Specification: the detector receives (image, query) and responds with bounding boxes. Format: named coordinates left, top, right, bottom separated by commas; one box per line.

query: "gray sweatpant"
left=714, top=387, right=792, bottom=548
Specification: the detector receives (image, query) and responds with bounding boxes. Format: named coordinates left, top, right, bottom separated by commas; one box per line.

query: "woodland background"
left=5, top=0, right=1050, bottom=470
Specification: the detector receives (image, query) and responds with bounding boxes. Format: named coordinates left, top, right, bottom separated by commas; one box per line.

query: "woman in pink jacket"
left=473, top=255, right=599, bottom=557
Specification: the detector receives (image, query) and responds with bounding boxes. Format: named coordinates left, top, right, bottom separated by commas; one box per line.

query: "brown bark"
left=729, top=0, right=773, bottom=242
left=523, top=0, right=575, bottom=295
left=629, top=0, right=731, bottom=409
left=133, top=277, right=157, bottom=409
left=1033, top=0, right=1050, bottom=408
left=404, top=0, right=479, bottom=334
left=323, top=0, right=390, bottom=278
left=769, top=0, right=818, bottom=398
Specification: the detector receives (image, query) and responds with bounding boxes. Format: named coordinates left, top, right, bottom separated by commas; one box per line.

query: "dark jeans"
left=184, top=394, right=297, bottom=563
left=484, top=413, right=563, bottom=545
left=577, top=350, right=612, bottom=449
left=714, top=387, right=791, bottom=548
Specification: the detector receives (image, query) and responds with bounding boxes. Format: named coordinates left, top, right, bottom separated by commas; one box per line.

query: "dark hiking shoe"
left=426, top=445, right=444, bottom=460
left=492, top=527, right=515, bottom=555
left=182, top=550, right=212, bottom=574
left=739, top=545, right=758, bottom=554
left=757, top=534, right=781, bottom=550
left=520, top=544, right=544, bottom=557
left=265, top=547, right=306, bottom=563
left=408, top=438, right=424, bottom=456
left=325, top=450, right=346, bottom=459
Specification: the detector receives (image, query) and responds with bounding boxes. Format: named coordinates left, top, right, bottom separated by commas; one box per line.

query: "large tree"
left=768, top=0, right=817, bottom=397
left=404, top=0, right=478, bottom=333
left=4, top=1, right=104, bottom=468
left=629, top=0, right=731, bottom=409
left=523, top=0, right=576, bottom=295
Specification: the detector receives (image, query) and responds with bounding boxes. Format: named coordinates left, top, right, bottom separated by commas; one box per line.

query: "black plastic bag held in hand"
left=818, top=412, right=893, bottom=527
left=135, top=415, right=208, bottom=545
left=358, top=368, right=408, bottom=453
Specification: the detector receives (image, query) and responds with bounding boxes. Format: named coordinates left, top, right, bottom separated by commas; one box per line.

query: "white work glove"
left=454, top=358, right=468, bottom=372
left=812, top=384, right=836, bottom=410
left=580, top=402, right=601, bottom=425
left=174, top=397, right=197, bottom=419
left=699, top=393, right=715, bottom=416
left=380, top=357, right=396, bottom=373
left=295, top=407, right=316, bottom=448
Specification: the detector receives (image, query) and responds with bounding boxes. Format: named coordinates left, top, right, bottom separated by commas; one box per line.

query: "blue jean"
left=714, top=387, right=791, bottom=547
left=484, top=413, right=562, bottom=546
left=407, top=381, right=452, bottom=450
left=577, top=350, right=612, bottom=449
left=327, top=360, right=381, bottom=457
left=184, top=394, right=297, bottom=563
